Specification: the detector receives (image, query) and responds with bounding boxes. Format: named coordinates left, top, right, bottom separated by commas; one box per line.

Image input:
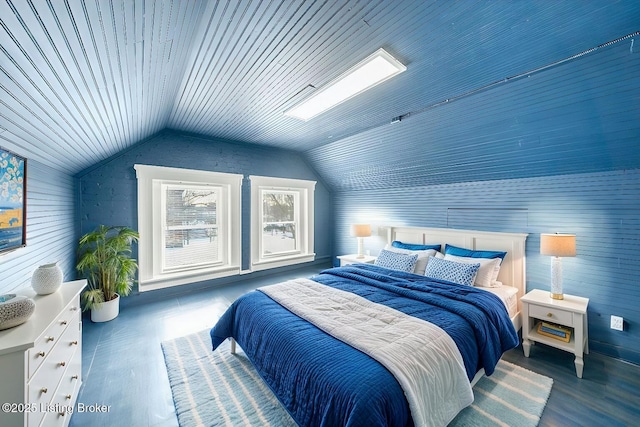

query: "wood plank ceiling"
left=1, top=0, right=639, bottom=176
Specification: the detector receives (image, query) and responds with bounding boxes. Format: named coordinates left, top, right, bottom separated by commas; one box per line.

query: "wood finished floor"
left=69, top=264, right=640, bottom=427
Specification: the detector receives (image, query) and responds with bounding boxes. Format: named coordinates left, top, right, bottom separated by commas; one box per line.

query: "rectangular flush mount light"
left=284, top=48, right=406, bottom=121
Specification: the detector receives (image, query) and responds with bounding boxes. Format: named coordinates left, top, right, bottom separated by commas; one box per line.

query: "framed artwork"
left=0, top=147, right=26, bottom=254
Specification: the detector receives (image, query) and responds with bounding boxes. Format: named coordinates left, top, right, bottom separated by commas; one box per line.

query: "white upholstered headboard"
left=381, top=226, right=528, bottom=316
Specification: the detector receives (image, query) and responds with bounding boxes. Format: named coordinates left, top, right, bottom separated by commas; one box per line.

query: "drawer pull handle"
left=58, top=361, right=66, bottom=367
left=46, top=336, right=55, bottom=342
left=65, top=394, right=72, bottom=400
left=60, top=320, right=68, bottom=325
left=58, top=411, right=66, bottom=416
left=41, top=387, right=48, bottom=393
left=37, top=351, right=46, bottom=357
left=71, top=375, right=79, bottom=380
left=70, top=306, right=78, bottom=311
left=71, top=340, right=78, bottom=345
left=547, top=313, right=553, bottom=318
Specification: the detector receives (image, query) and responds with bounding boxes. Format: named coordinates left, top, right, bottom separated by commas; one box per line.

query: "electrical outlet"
left=611, top=315, right=624, bottom=331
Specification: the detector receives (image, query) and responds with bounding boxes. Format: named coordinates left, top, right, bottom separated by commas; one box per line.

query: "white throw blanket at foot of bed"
left=260, top=278, right=473, bottom=427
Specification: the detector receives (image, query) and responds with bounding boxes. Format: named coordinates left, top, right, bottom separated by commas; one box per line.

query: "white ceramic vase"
left=31, top=262, right=63, bottom=295
left=91, top=294, right=120, bottom=322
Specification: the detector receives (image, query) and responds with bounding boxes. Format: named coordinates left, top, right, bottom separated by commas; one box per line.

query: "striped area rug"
left=162, top=329, right=553, bottom=427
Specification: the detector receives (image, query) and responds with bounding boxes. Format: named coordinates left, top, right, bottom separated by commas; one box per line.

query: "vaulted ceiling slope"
left=1, top=0, right=639, bottom=177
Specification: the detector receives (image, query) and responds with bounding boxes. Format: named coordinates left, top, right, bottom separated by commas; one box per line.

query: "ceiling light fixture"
left=284, top=48, right=406, bottom=121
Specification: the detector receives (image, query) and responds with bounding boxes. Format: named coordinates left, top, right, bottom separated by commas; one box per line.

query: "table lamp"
left=350, top=224, right=372, bottom=259
left=540, top=233, right=576, bottom=300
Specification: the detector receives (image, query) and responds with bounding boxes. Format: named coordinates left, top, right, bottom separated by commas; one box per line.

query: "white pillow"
left=384, top=244, right=437, bottom=275
left=443, top=254, right=501, bottom=287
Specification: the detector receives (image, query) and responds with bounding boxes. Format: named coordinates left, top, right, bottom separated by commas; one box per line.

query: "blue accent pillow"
left=444, top=244, right=507, bottom=261
left=424, top=256, right=480, bottom=286
left=392, top=241, right=441, bottom=252
left=374, top=249, right=418, bottom=273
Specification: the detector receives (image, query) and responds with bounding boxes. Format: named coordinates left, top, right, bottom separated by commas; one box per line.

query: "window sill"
left=251, top=253, right=316, bottom=272
left=139, top=265, right=241, bottom=292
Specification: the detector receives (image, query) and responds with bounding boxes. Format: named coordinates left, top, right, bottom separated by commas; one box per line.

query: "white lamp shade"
left=350, top=224, right=372, bottom=238
left=540, top=233, right=576, bottom=257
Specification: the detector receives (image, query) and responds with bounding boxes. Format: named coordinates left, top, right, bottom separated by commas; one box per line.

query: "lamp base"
left=356, top=237, right=365, bottom=259
left=550, top=256, right=564, bottom=300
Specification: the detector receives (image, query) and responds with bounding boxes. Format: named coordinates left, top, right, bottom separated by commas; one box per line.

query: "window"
left=250, top=175, right=315, bottom=271
left=135, top=165, right=242, bottom=291
left=162, top=184, right=221, bottom=271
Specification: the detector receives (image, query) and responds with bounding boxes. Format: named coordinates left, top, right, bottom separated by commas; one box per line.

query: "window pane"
left=263, top=223, right=296, bottom=255
left=166, top=188, right=217, bottom=227
left=262, top=191, right=297, bottom=256
left=164, top=186, right=219, bottom=269
left=262, top=192, right=294, bottom=222
left=164, top=228, right=219, bottom=269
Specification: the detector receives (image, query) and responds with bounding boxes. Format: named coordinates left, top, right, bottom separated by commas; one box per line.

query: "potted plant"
left=76, top=225, right=139, bottom=322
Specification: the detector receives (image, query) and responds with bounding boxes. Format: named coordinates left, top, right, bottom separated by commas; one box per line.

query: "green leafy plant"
left=76, top=225, right=140, bottom=311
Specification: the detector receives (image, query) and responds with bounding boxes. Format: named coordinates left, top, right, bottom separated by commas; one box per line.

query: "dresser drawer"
left=28, top=298, right=80, bottom=378
left=39, top=348, right=82, bottom=427
left=56, top=344, right=82, bottom=403
left=529, top=303, right=573, bottom=327
left=27, top=320, right=80, bottom=411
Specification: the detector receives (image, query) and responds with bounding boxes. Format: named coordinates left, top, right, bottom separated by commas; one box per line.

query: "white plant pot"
left=90, top=294, right=120, bottom=323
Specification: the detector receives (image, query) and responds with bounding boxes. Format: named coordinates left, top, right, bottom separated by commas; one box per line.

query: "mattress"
left=482, top=284, right=519, bottom=318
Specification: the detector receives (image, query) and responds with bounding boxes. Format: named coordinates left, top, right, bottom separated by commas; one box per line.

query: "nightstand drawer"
left=530, top=304, right=573, bottom=327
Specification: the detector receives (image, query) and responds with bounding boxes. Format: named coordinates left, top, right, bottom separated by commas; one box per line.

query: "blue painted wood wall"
left=306, top=34, right=640, bottom=364
left=0, top=161, right=76, bottom=295
left=75, top=130, right=333, bottom=292
left=331, top=169, right=640, bottom=364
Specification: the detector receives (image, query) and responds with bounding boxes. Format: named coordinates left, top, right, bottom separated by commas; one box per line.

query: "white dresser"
left=0, top=280, right=86, bottom=427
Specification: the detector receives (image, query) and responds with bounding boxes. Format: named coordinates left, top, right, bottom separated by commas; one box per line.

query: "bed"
left=210, top=227, right=528, bottom=426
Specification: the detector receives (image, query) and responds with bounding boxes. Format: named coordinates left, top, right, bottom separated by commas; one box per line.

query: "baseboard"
left=589, top=340, right=640, bottom=367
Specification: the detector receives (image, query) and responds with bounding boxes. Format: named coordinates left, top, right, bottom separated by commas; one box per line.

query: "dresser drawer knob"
left=65, top=394, right=72, bottom=400
left=46, top=336, right=55, bottom=342
left=58, top=410, right=66, bottom=416
left=58, top=361, right=66, bottom=367
left=41, top=387, right=48, bottom=393
left=70, top=306, right=78, bottom=311
left=547, top=313, right=553, bottom=318
left=70, top=340, right=78, bottom=345
left=37, top=351, right=46, bottom=357
left=71, top=375, right=79, bottom=380
left=60, top=320, right=68, bottom=325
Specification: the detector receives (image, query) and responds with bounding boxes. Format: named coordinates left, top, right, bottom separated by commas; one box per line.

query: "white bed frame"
left=382, top=225, right=528, bottom=331
left=382, top=226, right=528, bottom=386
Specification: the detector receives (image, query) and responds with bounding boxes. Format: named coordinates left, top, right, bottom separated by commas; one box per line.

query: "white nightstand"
left=521, top=289, right=589, bottom=378
left=337, top=254, right=377, bottom=266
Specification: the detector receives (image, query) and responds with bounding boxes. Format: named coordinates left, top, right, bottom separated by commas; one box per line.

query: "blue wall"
left=306, top=35, right=640, bottom=364
left=76, top=130, right=333, bottom=292
left=0, top=160, right=76, bottom=295
left=332, top=169, right=640, bottom=364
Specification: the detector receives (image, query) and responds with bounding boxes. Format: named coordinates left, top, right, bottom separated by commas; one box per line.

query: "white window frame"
left=135, top=164, right=242, bottom=291
left=250, top=175, right=316, bottom=271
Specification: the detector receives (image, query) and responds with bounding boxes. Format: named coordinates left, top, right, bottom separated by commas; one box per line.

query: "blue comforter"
left=210, top=264, right=518, bottom=427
